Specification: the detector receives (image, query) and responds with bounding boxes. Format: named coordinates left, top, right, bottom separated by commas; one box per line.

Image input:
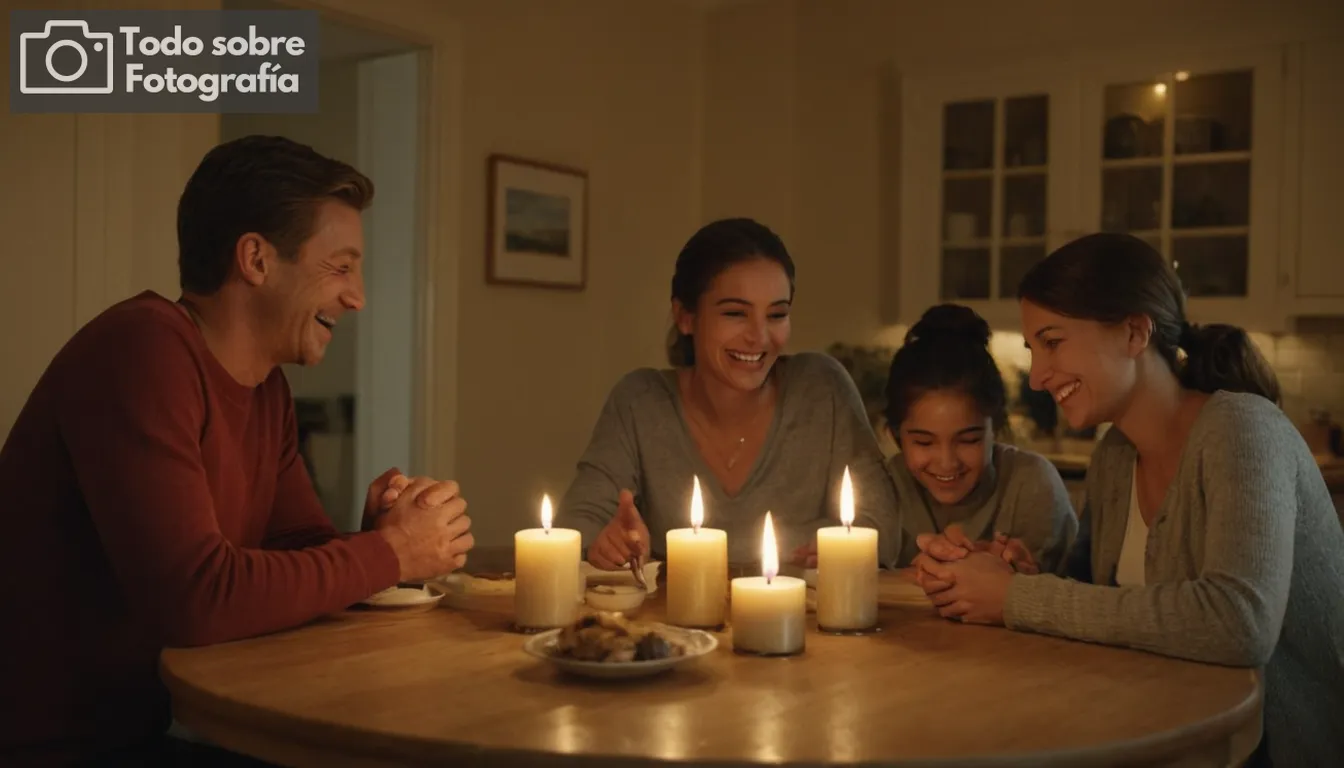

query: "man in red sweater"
left=0, top=136, right=474, bottom=766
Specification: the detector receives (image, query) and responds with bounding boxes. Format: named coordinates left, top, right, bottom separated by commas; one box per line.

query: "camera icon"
left=19, top=20, right=115, bottom=95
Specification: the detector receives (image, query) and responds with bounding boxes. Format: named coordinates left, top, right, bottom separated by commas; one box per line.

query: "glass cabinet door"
left=1099, top=69, right=1254, bottom=297
left=940, top=94, right=1049, bottom=301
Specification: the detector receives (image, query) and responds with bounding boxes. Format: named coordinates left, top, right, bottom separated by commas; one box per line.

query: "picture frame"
left=485, top=154, right=589, bottom=290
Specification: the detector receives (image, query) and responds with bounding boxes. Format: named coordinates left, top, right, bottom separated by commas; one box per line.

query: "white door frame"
left=284, top=0, right=464, bottom=490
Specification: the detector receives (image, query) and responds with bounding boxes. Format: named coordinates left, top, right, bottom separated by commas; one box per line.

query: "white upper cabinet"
left=1078, top=47, right=1284, bottom=331
left=898, top=70, right=1079, bottom=329
left=1282, top=38, right=1344, bottom=315
left=898, top=46, right=1294, bottom=332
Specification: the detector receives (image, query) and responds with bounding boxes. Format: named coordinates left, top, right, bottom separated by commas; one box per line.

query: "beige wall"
left=442, top=0, right=704, bottom=545
left=0, top=3, right=219, bottom=437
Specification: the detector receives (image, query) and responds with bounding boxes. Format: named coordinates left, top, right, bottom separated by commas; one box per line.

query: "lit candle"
left=730, top=512, right=806, bottom=655
left=666, top=476, right=728, bottom=628
left=513, top=494, right=581, bottom=631
left=815, top=466, right=879, bottom=633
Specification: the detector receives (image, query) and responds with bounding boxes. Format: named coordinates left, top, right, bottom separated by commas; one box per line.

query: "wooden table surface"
left=161, top=551, right=1262, bottom=768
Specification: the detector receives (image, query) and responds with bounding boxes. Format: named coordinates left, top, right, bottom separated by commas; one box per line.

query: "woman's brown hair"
left=1017, top=233, right=1280, bottom=404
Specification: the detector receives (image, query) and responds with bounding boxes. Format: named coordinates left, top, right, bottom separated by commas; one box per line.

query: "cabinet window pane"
left=1000, top=245, right=1046, bottom=298
left=1102, top=167, right=1162, bottom=233
left=943, top=177, right=992, bottom=242
left=1172, top=162, right=1250, bottom=229
left=1174, top=70, right=1252, bottom=154
left=943, top=100, right=994, bottom=170
left=1003, top=174, right=1047, bottom=238
left=1173, top=236, right=1248, bottom=297
left=1103, top=82, right=1166, bottom=159
left=942, top=249, right=991, bottom=299
left=1004, top=95, right=1048, bottom=167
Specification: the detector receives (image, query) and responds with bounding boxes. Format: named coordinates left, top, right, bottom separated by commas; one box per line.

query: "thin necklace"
left=683, top=382, right=774, bottom=471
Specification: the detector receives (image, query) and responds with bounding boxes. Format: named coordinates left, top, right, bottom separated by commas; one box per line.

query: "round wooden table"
left=161, top=566, right=1262, bottom=767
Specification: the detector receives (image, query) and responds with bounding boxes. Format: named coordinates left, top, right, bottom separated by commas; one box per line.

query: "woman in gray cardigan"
left=915, top=234, right=1344, bottom=766
left=884, top=304, right=1076, bottom=572
left=555, top=218, right=902, bottom=569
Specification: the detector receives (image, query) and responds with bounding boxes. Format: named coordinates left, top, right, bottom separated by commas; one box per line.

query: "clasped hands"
left=361, top=467, right=475, bottom=582
left=911, top=524, right=1038, bottom=626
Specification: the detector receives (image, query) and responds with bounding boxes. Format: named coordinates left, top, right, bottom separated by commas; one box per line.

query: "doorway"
left=220, top=3, right=426, bottom=531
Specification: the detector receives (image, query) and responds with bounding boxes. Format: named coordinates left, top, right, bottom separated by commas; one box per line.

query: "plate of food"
left=524, top=612, right=716, bottom=679
left=430, top=570, right=518, bottom=607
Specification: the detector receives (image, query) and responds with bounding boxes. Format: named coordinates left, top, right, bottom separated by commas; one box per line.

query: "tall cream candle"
left=667, top=476, right=728, bottom=628
left=816, top=466, right=879, bottom=632
left=730, top=512, right=806, bottom=655
left=514, top=494, right=581, bottom=632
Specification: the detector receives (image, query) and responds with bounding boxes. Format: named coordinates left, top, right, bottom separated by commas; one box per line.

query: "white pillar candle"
left=514, top=494, right=581, bottom=631
left=667, top=476, right=728, bottom=628
left=816, top=466, right=879, bottom=632
left=730, top=512, right=806, bottom=655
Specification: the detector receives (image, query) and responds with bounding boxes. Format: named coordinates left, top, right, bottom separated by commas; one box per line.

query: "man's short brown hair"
left=176, top=135, right=375, bottom=295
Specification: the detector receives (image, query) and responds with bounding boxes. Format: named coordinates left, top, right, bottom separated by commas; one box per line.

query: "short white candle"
left=730, top=511, right=806, bottom=655
left=816, top=466, right=879, bottom=632
left=667, top=476, right=728, bottom=628
left=514, top=494, right=581, bottom=631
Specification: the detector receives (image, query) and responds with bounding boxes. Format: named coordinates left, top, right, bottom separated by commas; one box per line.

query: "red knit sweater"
left=0, top=291, right=400, bottom=765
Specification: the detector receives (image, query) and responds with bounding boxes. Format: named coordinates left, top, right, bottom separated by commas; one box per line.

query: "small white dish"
left=523, top=624, right=717, bottom=680
left=582, top=560, right=662, bottom=594
left=584, top=584, right=646, bottom=614
left=359, top=585, right=443, bottom=609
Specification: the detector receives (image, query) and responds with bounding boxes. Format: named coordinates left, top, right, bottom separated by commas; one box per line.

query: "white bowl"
left=584, top=585, right=646, bottom=613
left=523, top=623, right=717, bottom=680
left=582, top=560, right=662, bottom=594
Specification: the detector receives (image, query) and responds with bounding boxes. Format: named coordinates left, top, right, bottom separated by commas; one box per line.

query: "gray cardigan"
left=555, top=352, right=903, bottom=567
left=1004, top=391, right=1344, bottom=766
left=888, top=443, right=1078, bottom=572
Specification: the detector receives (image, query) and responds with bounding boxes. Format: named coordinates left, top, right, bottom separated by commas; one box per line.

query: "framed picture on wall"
left=486, top=154, right=588, bottom=290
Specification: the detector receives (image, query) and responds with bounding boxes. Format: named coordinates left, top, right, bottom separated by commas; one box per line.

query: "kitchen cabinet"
left=1281, top=38, right=1344, bottom=317
left=897, top=69, right=1080, bottom=329
left=898, top=45, right=1290, bottom=331
left=1078, top=46, right=1285, bottom=331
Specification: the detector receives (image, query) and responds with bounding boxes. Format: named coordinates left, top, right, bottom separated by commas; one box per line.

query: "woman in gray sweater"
left=555, top=218, right=902, bottom=569
left=884, top=304, right=1076, bottom=571
left=915, top=234, right=1344, bottom=766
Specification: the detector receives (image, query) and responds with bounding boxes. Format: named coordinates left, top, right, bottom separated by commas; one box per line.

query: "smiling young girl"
left=885, top=304, right=1077, bottom=570
left=556, top=218, right=902, bottom=568
left=915, top=234, right=1344, bottom=766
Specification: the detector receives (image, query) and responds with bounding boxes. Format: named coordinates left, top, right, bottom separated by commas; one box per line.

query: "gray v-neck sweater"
left=555, top=352, right=903, bottom=567
left=888, top=443, right=1078, bottom=572
left=1004, top=391, right=1344, bottom=766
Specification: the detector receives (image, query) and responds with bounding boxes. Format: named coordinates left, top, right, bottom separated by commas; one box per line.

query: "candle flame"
left=690, top=475, right=704, bottom=532
left=541, top=493, right=553, bottom=531
left=840, top=465, right=855, bottom=530
left=761, top=511, right=778, bottom=583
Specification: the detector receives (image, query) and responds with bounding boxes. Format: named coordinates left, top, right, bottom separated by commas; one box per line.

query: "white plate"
left=523, top=623, right=716, bottom=679
left=359, top=585, right=443, bottom=609
left=582, top=560, right=662, bottom=594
